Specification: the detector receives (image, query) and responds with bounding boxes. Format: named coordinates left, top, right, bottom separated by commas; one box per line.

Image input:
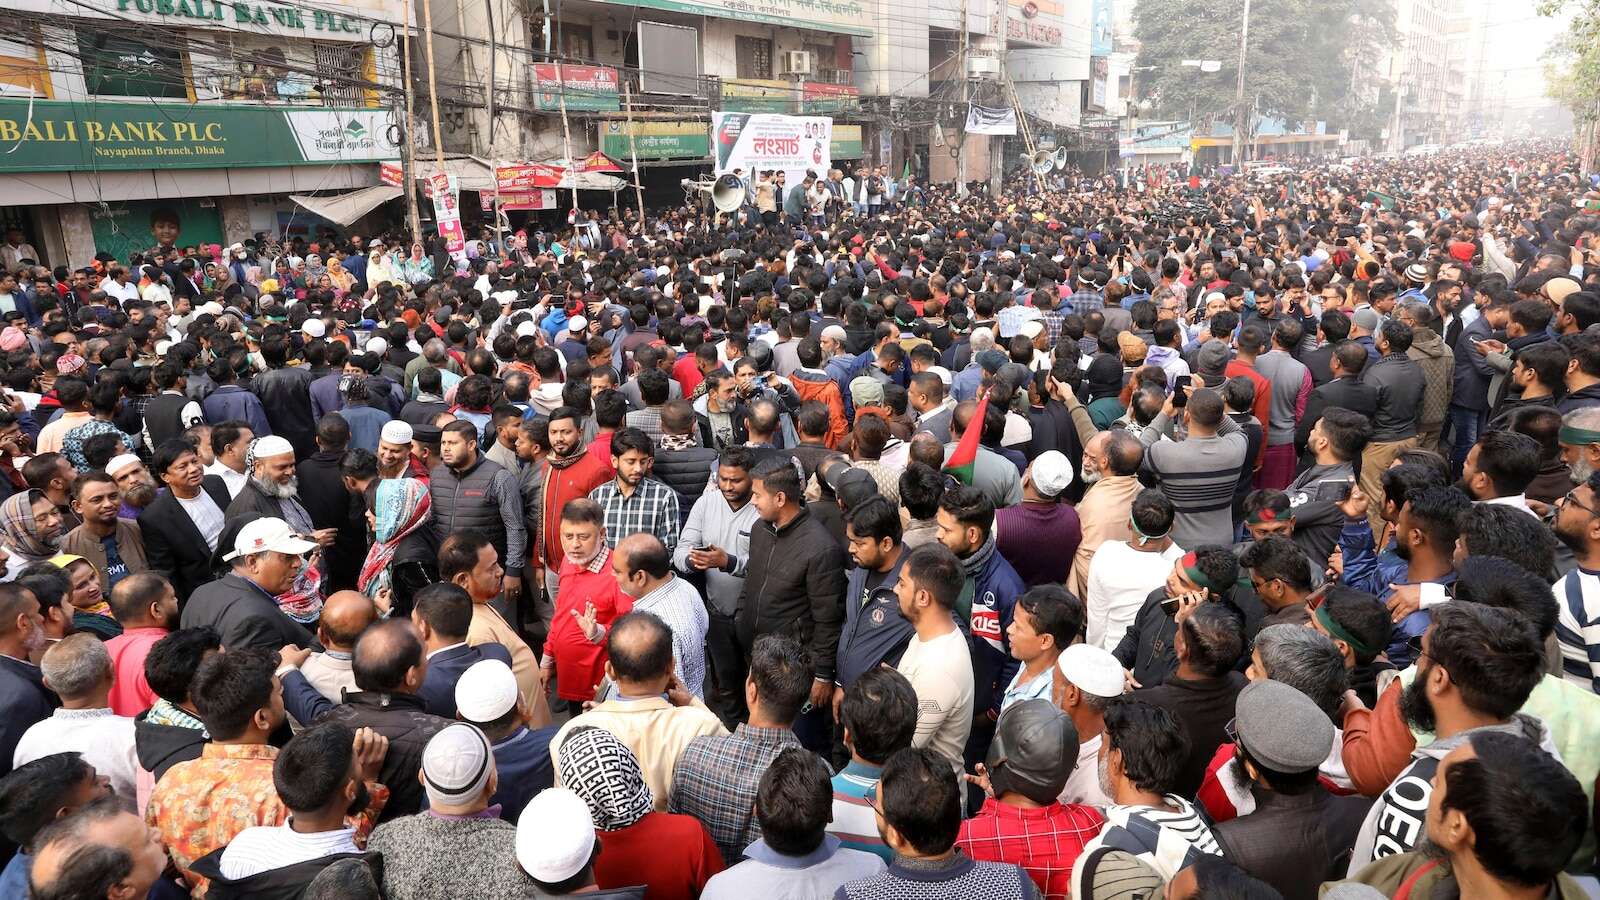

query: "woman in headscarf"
left=304, top=253, right=328, bottom=284
left=327, top=255, right=355, bottom=294
left=1084, top=353, right=1127, bottom=430
left=558, top=726, right=722, bottom=899
left=357, top=477, right=435, bottom=617
left=367, top=247, right=397, bottom=289
left=47, top=554, right=121, bottom=640
left=401, top=242, right=434, bottom=285
left=0, top=490, right=64, bottom=582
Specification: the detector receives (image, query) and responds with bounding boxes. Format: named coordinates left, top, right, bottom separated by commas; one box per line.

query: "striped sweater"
left=1138, top=411, right=1249, bottom=550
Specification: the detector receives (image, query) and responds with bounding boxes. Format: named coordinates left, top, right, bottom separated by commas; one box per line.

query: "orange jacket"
left=789, top=370, right=847, bottom=449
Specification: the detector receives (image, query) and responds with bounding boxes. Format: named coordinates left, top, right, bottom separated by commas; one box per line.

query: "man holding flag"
left=942, top=394, right=1023, bottom=508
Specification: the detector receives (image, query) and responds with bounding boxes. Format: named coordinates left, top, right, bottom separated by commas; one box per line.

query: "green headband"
left=1315, top=602, right=1379, bottom=659
left=1180, top=551, right=1213, bottom=592
left=1560, top=425, right=1600, bottom=447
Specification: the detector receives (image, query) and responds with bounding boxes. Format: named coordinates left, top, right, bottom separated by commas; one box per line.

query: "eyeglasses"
left=865, top=787, right=886, bottom=820
left=1562, top=488, right=1598, bottom=517
left=1224, top=717, right=1238, bottom=745
left=1405, top=634, right=1431, bottom=664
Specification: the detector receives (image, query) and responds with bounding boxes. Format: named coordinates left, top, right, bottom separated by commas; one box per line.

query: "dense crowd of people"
left=0, top=142, right=1598, bottom=899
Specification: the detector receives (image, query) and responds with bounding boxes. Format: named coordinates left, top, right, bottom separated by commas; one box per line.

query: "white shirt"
left=175, top=489, right=226, bottom=551
left=13, top=707, right=141, bottom=801
left=1060, top=732, right=1113, bottom=808
left=631, top=576, right=710, bottom=699
left=205, top=460, right=249, bottom=500
left=218, top=823, right=359, bottom=880
left=1085, top=540, right=1187, bottom=651
left=98, top=277, right=140, bottom=303
left=896, top=626, right=973, bottom=766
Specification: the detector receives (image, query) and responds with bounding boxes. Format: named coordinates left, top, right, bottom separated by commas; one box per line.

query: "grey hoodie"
left=1347, top=712, right=1559, bottom=874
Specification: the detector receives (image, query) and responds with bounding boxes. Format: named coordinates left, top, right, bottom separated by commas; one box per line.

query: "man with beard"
left=432, top=419, right=527, bottom=621
left=59, top=471, right=147, bottom=591
left=1068, top=431, right=1144, bottom=601
left=1070, top=699, right=1222, bottom=889
left=107, top=453, right=159, bottom=521
left=1332, top=732, right=1589, bottom=898
left=1558, top=406, right=1600, bottom=487
left=0, top=583, right=57, bottom=784
left=193, top=721, right=388, bottom=893
left=1555, top=470, right=1600, bottom=692
left=139, top=440, right=231, bottom=603
left=1345, top=602, right=1547, bottom=874
left=102, top=573, right=178, bottom=716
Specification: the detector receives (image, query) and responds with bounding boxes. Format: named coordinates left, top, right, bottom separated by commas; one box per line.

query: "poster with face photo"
left=89, top=199, right=225, bottom=266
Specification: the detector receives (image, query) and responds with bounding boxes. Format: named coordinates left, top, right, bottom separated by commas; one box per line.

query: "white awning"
left=288, top=184, right=403, bottom=226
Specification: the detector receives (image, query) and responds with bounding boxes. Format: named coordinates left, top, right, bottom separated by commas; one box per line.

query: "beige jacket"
left=549, top=696, right=728, bottom=809
left=1069, top=474, right=1142, bottom=600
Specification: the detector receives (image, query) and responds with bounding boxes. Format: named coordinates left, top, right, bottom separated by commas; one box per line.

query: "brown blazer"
left=59, top=518, right=149, bottom=592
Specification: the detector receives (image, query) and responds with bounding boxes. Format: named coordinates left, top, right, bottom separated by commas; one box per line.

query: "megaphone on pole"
left=1031, top=149, right=1054, bottom=175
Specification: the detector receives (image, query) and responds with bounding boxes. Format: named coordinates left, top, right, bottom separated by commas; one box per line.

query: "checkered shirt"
left=590, top=476, right=680, bottom=551
left=667, top=724, right=801, bottom=864
left=957, top=798, right=1105, bottom=900
left=1067, top=288, right=1105, bottom=316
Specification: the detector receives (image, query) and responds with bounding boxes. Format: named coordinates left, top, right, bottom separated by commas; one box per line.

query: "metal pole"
left=623, top=79, right=646, bottom=226
left=1230, top=0, right=1250, bottom=167
left=400, top=0, right=421, bottom=239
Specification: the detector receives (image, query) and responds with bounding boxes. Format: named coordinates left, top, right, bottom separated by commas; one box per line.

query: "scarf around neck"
left=960, top=533, right=996, bottom=579
left=546, top=445, right=587, bottom=470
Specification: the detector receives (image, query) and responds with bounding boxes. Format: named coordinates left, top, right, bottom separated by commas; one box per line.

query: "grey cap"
left=986, top=699, right=1079, bottom=805
left=1196, top=339, right=1231, bottom=377
left=1352, top=307, right=1381, bottom=332
left=1073, top=846, right=1162, bottom=900
left=1235, top=679, right=1335, bottom=773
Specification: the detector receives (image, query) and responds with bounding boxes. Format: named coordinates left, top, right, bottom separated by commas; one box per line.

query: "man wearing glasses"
left=1554, top=469, right=1600, bottom=693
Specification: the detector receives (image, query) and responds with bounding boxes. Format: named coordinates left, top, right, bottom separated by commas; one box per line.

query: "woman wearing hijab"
left=304, top=253, right=328, bottom=284
left=401, top=242, right=434, bottom=285
left=367, top=248, right=397, bottom=289
left=47, top=553, right=121, bottom=640
left=358, top=477, right=435, bottom=617
left=559, top=726, right=723, bottom=899
left=327, top=255, right=355, bottom=294
left=0, top=489, right=64, bottom=582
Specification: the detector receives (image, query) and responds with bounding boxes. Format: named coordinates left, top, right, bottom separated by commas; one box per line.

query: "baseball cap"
left=421, top=723, right=495, bottom=809
left=1057, top=643, right=1125, bottom=698
left=1233, top=678, right=1334, bottom=773
left=455, top=659, right=519, bottom=723
left=516, top=789, right=596, bottom=883
left=223, top=517, right=317, bottom=561
left=1029, top=450, right=1074, bottom=498
left=380, top=420, right=414, bottom=445
left=849, top=376, right=885, bottom=409
left=1074, top=847, right=1162, bottom=900
left=302, top=319, right=326, bottom=339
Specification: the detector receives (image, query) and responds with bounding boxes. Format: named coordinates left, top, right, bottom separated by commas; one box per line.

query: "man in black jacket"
left=1357, top=320, right=1425, bottom=532
left=651, top=400, right=717, bottom=527
left=181, top=517, right=317, bottom=652
left=409, top=583, right=513, bottom=718
left=250, top=337, right=318, bottom=461
left=140, top=440, right=234, bottom=604
left=296, top=416, right=366, bottom=593
left=736, top=457, right=846, bottom=754
left=1295, top=340, right=1378, bottom=462
left=277, top=618, right=450, bottom=822
left=1300, top=309, right=1351, bottom=388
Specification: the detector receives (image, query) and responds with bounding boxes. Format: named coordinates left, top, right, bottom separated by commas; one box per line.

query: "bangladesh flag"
left=942, top=393, right=990, bottom=486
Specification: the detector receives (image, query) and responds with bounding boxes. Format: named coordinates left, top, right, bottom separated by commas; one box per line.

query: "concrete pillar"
left=57, top=205, right=96, bottom=270
left=218, top=196, right=252, bottom=246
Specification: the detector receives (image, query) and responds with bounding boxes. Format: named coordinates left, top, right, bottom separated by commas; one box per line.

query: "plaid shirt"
left=1066, top=288, right=1105, bottom=316
left=590, top=476, right=681, bottom=551
left=668, top=724, right=801, bottom=863
left=1039, top=309, right=1066, bottom=346
left=957, top=798, right=1104, bottom=900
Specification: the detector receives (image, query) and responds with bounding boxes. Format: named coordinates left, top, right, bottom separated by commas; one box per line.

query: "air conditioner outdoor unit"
left=967, top=56, right=1001, bottom=79
left=781, top=50, right=813, bottom=77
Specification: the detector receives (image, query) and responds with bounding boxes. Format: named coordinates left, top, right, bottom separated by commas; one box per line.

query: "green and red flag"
left=942, top=393, right=989, bottom=486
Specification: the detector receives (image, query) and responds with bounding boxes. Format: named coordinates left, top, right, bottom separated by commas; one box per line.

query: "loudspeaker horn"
left=1030, top=149, right=1055, bottom=175
left=1054, top=146, right=1068, bottom=170
left=711, top=174, right=746, bottom=213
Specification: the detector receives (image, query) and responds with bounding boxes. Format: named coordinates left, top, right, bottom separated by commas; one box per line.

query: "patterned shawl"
left=357, top=478, right=432, bottom=599
left=559, top=726, right=654, bottom=831
left=0, top=490, right=59, bottom=562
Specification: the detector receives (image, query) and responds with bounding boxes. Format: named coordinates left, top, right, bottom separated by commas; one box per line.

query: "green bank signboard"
left=0, top=100, right=400, bottom=173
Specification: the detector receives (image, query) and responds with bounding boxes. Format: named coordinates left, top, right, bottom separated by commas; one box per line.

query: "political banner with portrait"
left=712, top=113, right=832, bottom=185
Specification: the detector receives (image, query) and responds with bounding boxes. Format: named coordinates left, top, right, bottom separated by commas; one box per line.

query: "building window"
left=560, top=25, right=594, bottom=62
left=736, top=35, right=772, bottom=79
left=76, top=28, right=188, bottom=99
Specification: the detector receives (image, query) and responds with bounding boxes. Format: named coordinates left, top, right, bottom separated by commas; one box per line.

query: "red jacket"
left=789, top=369, right=847, bottom=449
left=672, top=353, right=704, bottom=397
left=538, top=455, right=612, bottom=569
left=542, top=550, right=633, bottom=701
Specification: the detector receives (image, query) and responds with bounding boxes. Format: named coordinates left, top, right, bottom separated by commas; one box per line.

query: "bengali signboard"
left=379, top=161, right=404, bottom=186
left=11, top=0, right=406, bottom=42
left=713, top=112, right=831, bottom=183
left=430, top=173, right=465, bottom=256
left=531, top=64, right=620, bottom=112
left=599, top=121, right=710, bottom=160
left=0, top=99, right=398, bottom=173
